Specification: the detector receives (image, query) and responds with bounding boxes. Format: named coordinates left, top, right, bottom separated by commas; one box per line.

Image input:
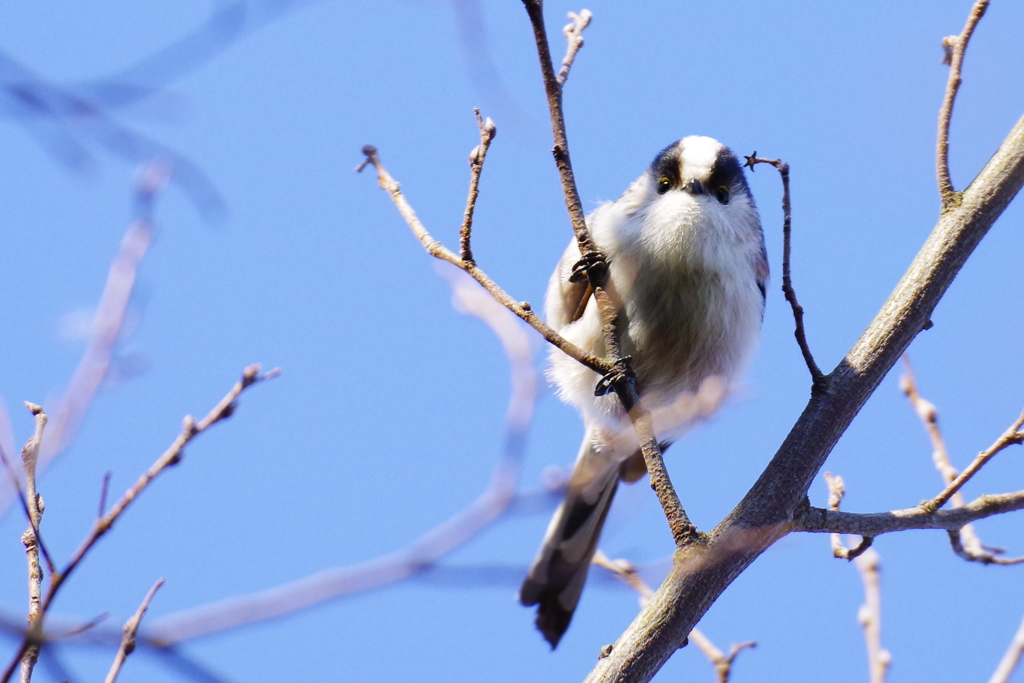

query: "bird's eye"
left=657, top=176, right=672, bottom=194
left=715, top=185, right=730, bottom=204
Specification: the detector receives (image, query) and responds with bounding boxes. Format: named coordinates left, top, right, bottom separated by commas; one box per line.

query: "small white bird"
left=519, top=136, right=768, bottom=647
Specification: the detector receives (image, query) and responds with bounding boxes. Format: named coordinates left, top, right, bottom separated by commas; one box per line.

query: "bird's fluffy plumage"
left=520, top=136, right=768, bottom=648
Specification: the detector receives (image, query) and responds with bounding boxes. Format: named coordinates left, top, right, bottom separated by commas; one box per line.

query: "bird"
left=519, top=136, right=768, bottom=648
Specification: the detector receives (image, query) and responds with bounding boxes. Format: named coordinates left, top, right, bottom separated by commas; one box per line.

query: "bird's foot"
left=569, top=250, right=608, bottom=283
left=594, top=356, right=634, bottom=397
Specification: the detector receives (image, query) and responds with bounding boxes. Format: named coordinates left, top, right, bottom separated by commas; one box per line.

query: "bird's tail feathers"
left=519, top=441, right=621, bottom=648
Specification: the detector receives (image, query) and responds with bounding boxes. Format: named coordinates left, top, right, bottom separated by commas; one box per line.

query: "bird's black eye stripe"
left=650, top=143, right=681, bottom=195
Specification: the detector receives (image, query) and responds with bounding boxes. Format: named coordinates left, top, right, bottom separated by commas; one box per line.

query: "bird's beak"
left=684, top=178, right=705, bottom=195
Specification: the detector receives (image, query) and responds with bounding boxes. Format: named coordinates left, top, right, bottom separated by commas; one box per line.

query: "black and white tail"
left=519, top=441, right=621, bottom=648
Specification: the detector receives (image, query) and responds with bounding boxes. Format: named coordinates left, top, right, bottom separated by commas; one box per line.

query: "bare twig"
left=925, top=408, right=1024, bottom=513
left=147, top=271, right=541, bottom=643
left=0, top=365, right=276, bottom=683
left=556, top=10, right=592, bottom=86
left=104, top=579, right=164, bottom=683
left=459, top=109, right=497, bottom=264
left=854, top=548, right=891, bottom=683
left=19, top=404, right=49, bottom=683
left=594, top=551, right=754, bottom=683
left=989, top=614, right=1024, bottom=683
left=900, top=360, right=1024, bottom=564
left=937, top=0, right=989, bottom=205
left=823, top=472, right=873, bottom=560
left=744, top=154, right=824, bottom=389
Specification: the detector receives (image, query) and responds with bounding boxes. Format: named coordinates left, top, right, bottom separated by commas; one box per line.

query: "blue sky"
left=0, top=1, right=1022, bottom=681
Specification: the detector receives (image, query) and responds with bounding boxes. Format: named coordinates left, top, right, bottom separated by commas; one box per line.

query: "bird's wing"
left=545, top=238, right=594, bottom=329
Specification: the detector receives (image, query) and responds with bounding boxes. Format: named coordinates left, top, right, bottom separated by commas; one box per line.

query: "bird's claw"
left=569, top=250, right=608, bottom=284
left=594, top=357, right=634, bottom=397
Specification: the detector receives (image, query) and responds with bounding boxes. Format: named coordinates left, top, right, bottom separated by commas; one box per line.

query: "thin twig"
left=595, top=551, right=754, bottom=683
left=937, top=0, right=989, bottom=205
left=823, top=472, right=874, bottom=560
left=925, top=407, right=1024, bottom=513
left=459, top=109, right=497, bottom=264
left=854, top=548, right=891, bottom=683
left=0, top=365, right=276, bottom=683
left=988, top=614, right=1024, bottom=683
left=19, top=404, right=49, bottom=683
left=105, top=578, right=164, bottom=683
left=744, top=154, right=824, bottom=388
left=556, top=10, right=591, bottom=86
left=901, top=359, right=1024, bottom=564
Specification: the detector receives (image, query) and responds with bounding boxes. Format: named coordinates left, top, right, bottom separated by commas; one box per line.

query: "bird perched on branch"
left=519, top=136, right=768, bottom=647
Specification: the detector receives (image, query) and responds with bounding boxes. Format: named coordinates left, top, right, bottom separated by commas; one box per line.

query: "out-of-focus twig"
left=0, top=163, right=169, bottom=521
left=855, top=548, right=891, bottom=683
left=556, top=10, right=591, bottom=86
left=147, top=269, right=539, bottom=643
left=104, top=578, right=164, bottom=683
left=937, top=0, right=990, bottom=205
left=989, top=614, right=1024, bottom=683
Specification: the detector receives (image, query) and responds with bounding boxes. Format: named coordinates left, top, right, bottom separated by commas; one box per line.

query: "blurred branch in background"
left=854, top=548, right=890, bottom=683
left=0, top=0, right=315, bottom=218
left=146, top=265, right=546, bottom=643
